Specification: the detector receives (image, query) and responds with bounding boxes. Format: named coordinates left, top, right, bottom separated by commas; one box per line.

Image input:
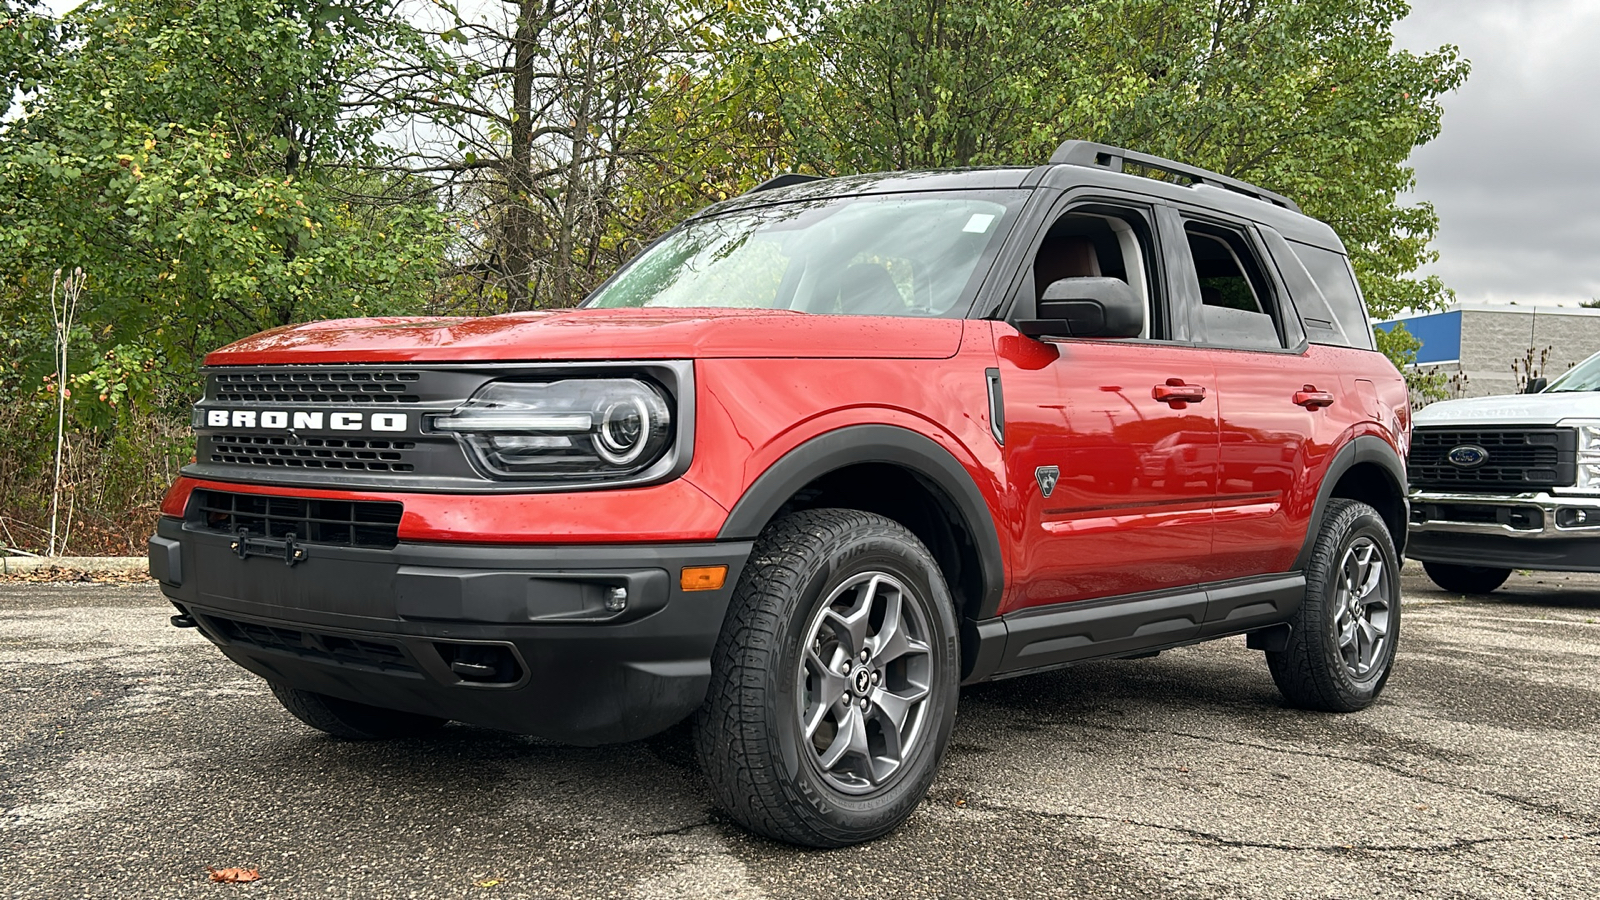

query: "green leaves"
left=749, top=0, right=1467, bottom=319
left=0, top=0, right=447, bottom=415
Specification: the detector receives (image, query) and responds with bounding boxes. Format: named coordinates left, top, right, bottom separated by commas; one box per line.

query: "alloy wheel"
left=795, top=572, right=934, bottom=794
left=1334, top=537, right=1393, bottom=678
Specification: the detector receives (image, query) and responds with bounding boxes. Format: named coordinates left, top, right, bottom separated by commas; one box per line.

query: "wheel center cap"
left=851, top=666, right=873, bottom=695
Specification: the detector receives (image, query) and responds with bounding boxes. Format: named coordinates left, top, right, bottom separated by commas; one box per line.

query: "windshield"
left=585, top=192, right=1023, bottom=317
left=1546, top=351, right=1600, bottom=392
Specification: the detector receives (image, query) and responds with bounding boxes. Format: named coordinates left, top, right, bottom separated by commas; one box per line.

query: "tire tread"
left=695, top=508, right=952, bottom=847
left=1266, top=498, right=1400, bottom=713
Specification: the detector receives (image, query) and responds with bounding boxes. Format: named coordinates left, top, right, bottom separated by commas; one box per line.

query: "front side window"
left=1027, top=207, right=1161, bottom=339
left=586, top=192, right=1024, bottom=318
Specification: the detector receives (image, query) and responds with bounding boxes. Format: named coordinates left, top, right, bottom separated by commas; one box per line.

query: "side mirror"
left=1525, top=377, right=1548, bottom=394
left=1017, top=277, right=1144, bottom=339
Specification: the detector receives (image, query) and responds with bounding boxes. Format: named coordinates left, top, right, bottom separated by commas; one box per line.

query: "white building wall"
left=1410, top=306, right=1600, bottom=398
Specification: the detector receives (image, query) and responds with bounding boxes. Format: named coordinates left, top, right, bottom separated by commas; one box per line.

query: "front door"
left=993, top=199, right=1221, bottom=614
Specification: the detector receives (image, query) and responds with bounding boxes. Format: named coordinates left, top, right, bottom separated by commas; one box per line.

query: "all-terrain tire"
left=694, top=509, right=960, bottom=848
left=1422, top=561, right=1511, bottom=595
left=1267, top=499, right=1401, bottom=712
left=270, top=684, right=448, bottom=740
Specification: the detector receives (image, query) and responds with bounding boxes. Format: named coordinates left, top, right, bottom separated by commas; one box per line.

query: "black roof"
left=688, top=142, right=1339, bottom=251
left=690, top=168, right=1034, bottom=220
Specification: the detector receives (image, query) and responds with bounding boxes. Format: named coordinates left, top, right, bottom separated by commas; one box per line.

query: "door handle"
left=1294, top=387, right=1335, bottom=409
left=1153, top=379, right=1207, bottom=405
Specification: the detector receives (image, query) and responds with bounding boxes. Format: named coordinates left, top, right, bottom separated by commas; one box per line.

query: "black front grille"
left=212, top=370, right=422, bottom=404
left=1409, top=427, right=1577, bottom=492
left=204, top=614, right=418, bottom=675
left=209, top=434, right=417, bottom=472
left=189, top=489, right=402, bottom=549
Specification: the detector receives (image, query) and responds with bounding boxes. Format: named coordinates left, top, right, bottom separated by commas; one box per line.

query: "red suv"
left=150, top=142, right=1411, bottom=847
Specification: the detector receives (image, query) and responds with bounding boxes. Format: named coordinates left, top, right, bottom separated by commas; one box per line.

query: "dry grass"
left=0, top=405, right=191, bottom=557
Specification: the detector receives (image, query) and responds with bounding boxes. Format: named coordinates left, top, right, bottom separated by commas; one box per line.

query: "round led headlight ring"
left=595, top=396, right=651, bottom=466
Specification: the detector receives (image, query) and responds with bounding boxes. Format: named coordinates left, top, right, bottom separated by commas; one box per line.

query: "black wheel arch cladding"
left=717, top=424, right=1006, bottom=621
left=1294, top=434, right=1408, bottom=571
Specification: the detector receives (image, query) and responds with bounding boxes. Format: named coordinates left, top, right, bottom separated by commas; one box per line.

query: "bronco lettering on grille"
left=204, top=410, right=408, bottom=432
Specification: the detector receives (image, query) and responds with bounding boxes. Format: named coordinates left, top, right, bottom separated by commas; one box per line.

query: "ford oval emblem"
left=1447, top=444, right=1489, bottom=468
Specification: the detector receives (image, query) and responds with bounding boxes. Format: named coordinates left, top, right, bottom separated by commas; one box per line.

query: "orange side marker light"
left=680, top=565, right=728, bottom=592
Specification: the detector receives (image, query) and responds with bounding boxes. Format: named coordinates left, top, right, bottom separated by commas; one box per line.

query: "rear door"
left=1161, top=206, right=1342, bottom=579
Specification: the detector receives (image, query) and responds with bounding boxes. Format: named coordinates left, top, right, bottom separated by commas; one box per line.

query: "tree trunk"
left=504, top=0, right=541, bottom=309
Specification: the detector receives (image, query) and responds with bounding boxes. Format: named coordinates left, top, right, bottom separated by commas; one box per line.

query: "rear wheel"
left=1422, top=561, right=1511, bottom=595
left=1267, top=499, right=1400, bottom=712
left=695, top=509, right=959, bottom=847
left=270, top=684, right=447, bottom=740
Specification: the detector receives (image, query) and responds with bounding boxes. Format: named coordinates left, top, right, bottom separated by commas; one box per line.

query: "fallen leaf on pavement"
left=475, top=878, right=504, bottom=888
left=207, top=867, right=261, bottom=883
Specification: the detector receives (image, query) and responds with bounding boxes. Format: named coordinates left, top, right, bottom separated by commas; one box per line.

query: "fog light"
left=680, top=565, right=728, bottom=592
left=604, top=586, right=628, bottom=612
left=1557, top=507, right=1595, bottom=528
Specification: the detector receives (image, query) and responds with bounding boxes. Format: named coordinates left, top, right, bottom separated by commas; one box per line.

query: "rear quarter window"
left=1287, top=240, right=1374, bottom=351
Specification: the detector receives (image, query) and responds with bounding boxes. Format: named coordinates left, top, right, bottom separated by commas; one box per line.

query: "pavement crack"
left=642, top=818, right=719, bottom=838
left=972, top=801, right=1600, bottom=855
left=1079, top=722, right=1600, bottom=829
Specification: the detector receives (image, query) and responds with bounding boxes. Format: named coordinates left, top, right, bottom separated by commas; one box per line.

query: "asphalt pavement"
left=2, top=564, right=1596, bottom=899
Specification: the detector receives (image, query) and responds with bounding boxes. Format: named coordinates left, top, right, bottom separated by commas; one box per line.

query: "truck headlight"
left=432, top=379, right=673, bottom=480
left=1578, top=424, right=1600, bottom=493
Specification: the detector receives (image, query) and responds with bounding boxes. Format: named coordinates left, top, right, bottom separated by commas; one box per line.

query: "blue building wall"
left=1374, top=310, right=1461, bottom=364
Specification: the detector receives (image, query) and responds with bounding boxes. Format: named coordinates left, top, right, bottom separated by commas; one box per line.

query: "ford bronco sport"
left=1407, top=349, right=1600, bottom=593
left=150, top=141, right=1411, bottom=847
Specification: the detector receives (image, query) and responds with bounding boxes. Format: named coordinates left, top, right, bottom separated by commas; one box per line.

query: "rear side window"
left=1287, top=240, right=1374, bottom=351
left=1182, top=222, right=1288, bottom=350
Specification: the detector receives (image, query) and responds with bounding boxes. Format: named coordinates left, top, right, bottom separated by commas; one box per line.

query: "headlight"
left=1570, top=421, right=1600, bottom=493
left=432, top=379, right=673, bottom=480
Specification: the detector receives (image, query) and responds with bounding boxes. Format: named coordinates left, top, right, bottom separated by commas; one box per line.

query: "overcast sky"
left=1394, top=0, right=1600, bottom=308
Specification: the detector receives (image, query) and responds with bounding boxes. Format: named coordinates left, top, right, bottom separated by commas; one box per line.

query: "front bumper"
left=150, top=516, right=751, bottom=745
left=1406, top=490, right=1600, bottom=572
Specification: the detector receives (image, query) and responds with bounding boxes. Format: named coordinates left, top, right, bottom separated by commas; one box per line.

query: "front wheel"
left=1267, top=499, right=1401, bottom=712
left=1422, top=561, right=1511, bottom=595
left=695, top=509, right=960, bottom=847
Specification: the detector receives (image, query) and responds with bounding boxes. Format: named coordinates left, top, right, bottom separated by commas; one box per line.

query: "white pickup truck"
left=1407, top=350, right=1600, bottom=593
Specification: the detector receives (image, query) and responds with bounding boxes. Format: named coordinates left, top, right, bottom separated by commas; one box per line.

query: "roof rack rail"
left=1049, top=140, right=1300, bottom=213
left=745, top=173, right=824, bottom=194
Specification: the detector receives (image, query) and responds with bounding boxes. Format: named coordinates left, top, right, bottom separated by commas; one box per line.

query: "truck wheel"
left=1422, top=562, right=1511, bottom=595
left=270, top=684, right=447, bottom=740
left=695, top=509, right=959, bottom=847
left=1267, top=499, right=1400, bottom=713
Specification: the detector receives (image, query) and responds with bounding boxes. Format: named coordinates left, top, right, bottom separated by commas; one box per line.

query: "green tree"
left=753, top=0, right=1467, bottom=320
left=0, top=0, right=55, bottom=101
left=0, top=0, right=448, bottom=414
left=358, top=0, right=791, bottom=311
left=1374, top=321, right=1446, bottom=404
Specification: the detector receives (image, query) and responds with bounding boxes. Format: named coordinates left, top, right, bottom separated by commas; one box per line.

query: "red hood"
left=204, top=308, right=966, bottom=365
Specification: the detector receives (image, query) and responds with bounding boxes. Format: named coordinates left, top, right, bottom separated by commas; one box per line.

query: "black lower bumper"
left=150, top=517, right=751, bottom=745
left=1406, top=531, right=1600, bottom=573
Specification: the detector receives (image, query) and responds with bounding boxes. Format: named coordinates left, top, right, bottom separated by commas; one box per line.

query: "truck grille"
left=212, top=370, right=422, bottom=404
left=191, top=365, right=491, bottom=487
left=189, top=488, right=403, bottom=549
left=203, top=614, right=419, bottom=675
left=209, top=435, right=417, bottom=473
left=1409, top=427, right=1577, bottom=492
